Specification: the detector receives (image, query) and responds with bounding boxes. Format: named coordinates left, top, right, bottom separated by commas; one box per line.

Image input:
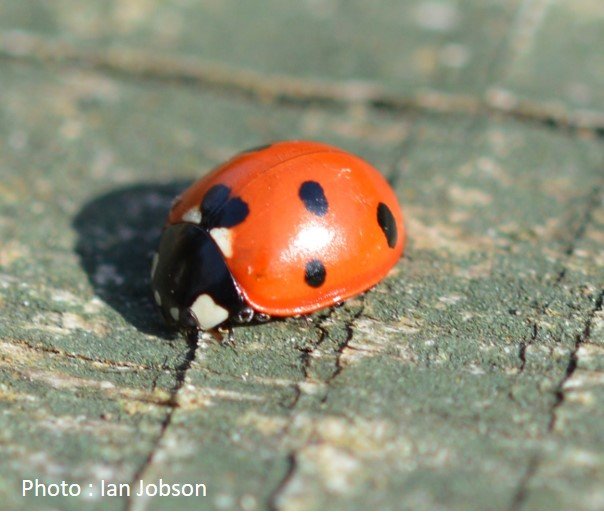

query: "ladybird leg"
left=234, top=306, right=255, bottom=324
left=300, top=314, right=315, bottom=328
left=209, top=324, right=238, bottom=349
left=205, top=327, right=225, bottom=343
left=197, top=330, right=221, bottom=350
left=226, top=326, right=234, bottom=342
left=222, top=327, right=240, bottom=352
left=255, top=312, right=271, bottom=323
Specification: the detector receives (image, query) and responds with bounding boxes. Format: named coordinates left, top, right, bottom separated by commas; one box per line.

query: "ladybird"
left=151, top=141, right=405, bottom=331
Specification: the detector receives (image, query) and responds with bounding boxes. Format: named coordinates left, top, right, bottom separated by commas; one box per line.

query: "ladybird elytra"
left=151, top=140, right=405, bottom=330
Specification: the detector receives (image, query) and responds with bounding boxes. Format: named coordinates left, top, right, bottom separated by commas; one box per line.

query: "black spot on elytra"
left=200, top=184, right=249, bottom=229
left=304, top=259, right=326, bottom=288
left=377, top=202, right=397, bottom=248
left=299, top=181, right=328, bottom=216
left=201, top=184, right=229, bottom=214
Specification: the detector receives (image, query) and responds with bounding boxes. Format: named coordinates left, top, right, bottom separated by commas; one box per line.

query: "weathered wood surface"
left=0, top=0, right=602, bottom=510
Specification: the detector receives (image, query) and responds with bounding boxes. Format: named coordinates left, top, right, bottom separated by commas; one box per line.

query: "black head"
left=151, top=223, right=246, bottom=330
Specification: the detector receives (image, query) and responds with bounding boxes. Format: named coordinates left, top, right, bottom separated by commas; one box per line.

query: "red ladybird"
left=151, top=141, right=405, bottom=330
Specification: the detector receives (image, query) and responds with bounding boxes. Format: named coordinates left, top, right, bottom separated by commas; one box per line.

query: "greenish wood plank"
left=496, top=1, right=604, bottom=115
left=517, top=199, right=604, bottom=510
left=0, top=0, right=519, bottom=96
left=0, top=1, right=603, bottom=511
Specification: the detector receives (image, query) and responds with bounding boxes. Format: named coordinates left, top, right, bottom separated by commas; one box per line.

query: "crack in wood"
left=320, top=304, right=365, bottom=402
left=510, top=288, right=603, bottom=509
left=284, top=309, right=336, bottom=410
left=515, top=185, right=603, bottom=373
left=510, top=451, right=541, bottom=510
left=1, top=31, right=604, bottom=137
left=517, top=321, right=538, bottom=372
left=4, top=337, right=177, bottom=373
left=267, top=452, right=297, bottom=511
left=1, top=363, right=173, bottom=406
left=124, top=330, right=201, bottom=510
left=548, top=288, right=604, bottom=432
left=265, top=299, right=365, bottom=509
left=507, top=183, right=602, bottom=508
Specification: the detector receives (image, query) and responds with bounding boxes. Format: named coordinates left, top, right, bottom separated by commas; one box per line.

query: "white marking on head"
left=154, top=290, right=161, bottom=306
left=190, top=293, right=229, bottom=330
left=210, top=227, right=233, bottom=258
left=151, top=253, right=159, bottom=279
left=182, top=206, right=202, bottom=224
left=170, top=307, right=180, bottom=321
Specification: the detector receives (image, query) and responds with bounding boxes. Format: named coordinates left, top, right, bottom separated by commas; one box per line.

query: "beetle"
left=151, top=140, right=405, bottom=331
